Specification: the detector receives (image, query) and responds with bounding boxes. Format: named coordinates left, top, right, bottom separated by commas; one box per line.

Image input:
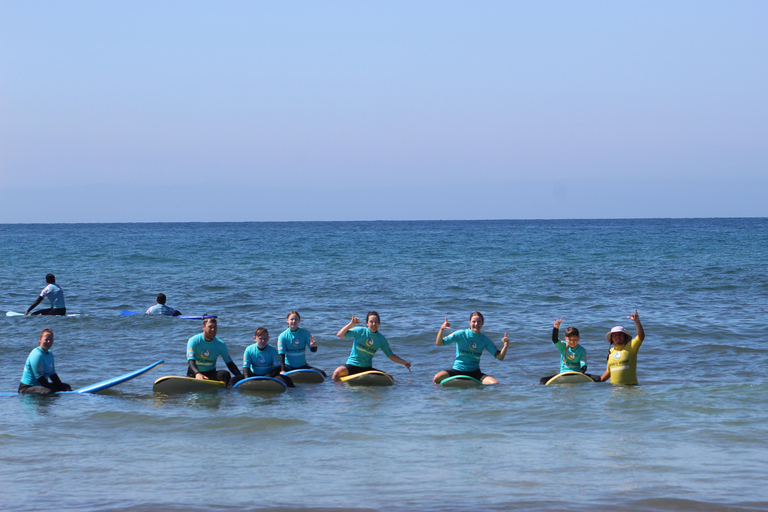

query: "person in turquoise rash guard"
left=243, top=327, right=294, bottom=387
left=331, top=312, right=411, bottom=382
left=539, top=317, right=600, bottom=384
left=277, top=310, right=326, bottom=377
left=145, top=293, right=182, bottom=316
left=25, top=274, right=66, bottom=316
left=433, top=312, right=510, bottom=385
left=19, top=328, right=72, bottom=394
left=187, top=317, right=244, bottom=387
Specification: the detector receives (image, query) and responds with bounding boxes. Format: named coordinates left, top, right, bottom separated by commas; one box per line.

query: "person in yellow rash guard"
left=600, top=310, right=645, bottom=385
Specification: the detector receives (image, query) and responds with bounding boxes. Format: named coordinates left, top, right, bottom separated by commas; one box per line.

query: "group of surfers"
left=18, top=297, right=646, bottom=394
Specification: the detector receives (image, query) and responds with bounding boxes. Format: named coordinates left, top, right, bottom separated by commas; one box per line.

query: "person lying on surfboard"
left=277, top=310, right=326, bottom=377
left=187, top=317, right=244, bottom=387
left=145, top=293, right=182, bottom=316
left=433, top=312, right=509, bottom=385
left=332, top=312, right=411, bottom=382
left=539, top=317, right=601, bottom=384
left=243, top=327, right=295, bottom=387
left=18, top=328, right=72, bottom=394
left=25, top=274, right=66, bottom=316
left=599, top=310, right=645, bottom=385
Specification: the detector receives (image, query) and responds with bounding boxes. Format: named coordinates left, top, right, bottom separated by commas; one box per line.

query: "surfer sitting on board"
left=277, top=310, right=326, bottom=377
left=433, top=312, right=509, bottom=385
left=243, top=327, right=295, bottom=387
left=539, top=317, right=601, bottom=384
left=25, top=274, right=66, bottom=316
left=600, top=310, right=645, bottom=385
left=187, top=317, right=244, bottom=387
left=332, top=312, right=411, bottom=382
left=145, top=293, right=182, bottom=316
left=18, top=328, right=72, bottom=394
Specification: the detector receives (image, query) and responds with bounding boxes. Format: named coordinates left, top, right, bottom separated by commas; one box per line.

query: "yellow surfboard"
left=545, top=371, right=594, bottom=385
left=340, top=371, right=394, bottom=386
left=152, top=376, right=226, bottom=394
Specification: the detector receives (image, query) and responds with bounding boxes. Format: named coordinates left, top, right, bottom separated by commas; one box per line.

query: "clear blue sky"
left=2, top=1, right=766, bottom=222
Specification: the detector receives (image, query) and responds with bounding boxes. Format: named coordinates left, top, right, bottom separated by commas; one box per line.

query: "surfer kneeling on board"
left=433, top=312, right=509, bottom=385
left=278, top=310, right=326, bottom=377
left=539, top=317, right=601, bottom=384
left=25, top=274, right=66, bottom=316
left=332, top=312, right=411, bottom=382
left=146, top=293, right=182, bottom=316
left=243, top=327, right=295, bottom=387
left=18, top=328, right=72, bottom=394
left=187, top=317, right=244, bottom=387
left=599, top=310, right=645, bottom=385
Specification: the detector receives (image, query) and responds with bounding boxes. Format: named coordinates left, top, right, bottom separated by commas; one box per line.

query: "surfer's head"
left=254, top=327, right=269, bottom=349
left=565, top=326, right=580, bottom=348
left=366, top=311, right=380, bottom=332
left=38, top=328, right=54, bottom=351
left=156, top=293, right=167, bottom=305
left=469, top=311, right=484, bottom=333
left=45, top=274, right=55, bottom=284
left=286, top=310, right=301, bottom=331
left=202, top=317, right=218, bottom=340
left=606, top=326, right=631, bottom=345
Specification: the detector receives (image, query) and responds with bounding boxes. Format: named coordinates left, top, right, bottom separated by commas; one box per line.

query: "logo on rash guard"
left=292, top=338, right=300, bottom=347
left=613, top=352, right=622, bottom=359
left=366, top=338, right=374, bottom=347
left=201, top=349, right=210, bottom=358
left=468, top=341, right=478, bottom=351
left=567, top=353, right=575, bottom=360
left=257, top=356, right=265, bottom=364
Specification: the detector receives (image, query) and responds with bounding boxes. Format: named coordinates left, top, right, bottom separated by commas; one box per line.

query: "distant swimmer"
left=25, top=274, right=66, bottom=316
left=277, top=310, right=326, bottom=377
left=600, top=310, right=646, bottom=385
left=332, top=312, right=411, bottom=382
left=187, top=317, right=244, bottom=387
left=146, top=293, right=182, bottom=316
left=243, top=327, right=295, bottom=387
left=433, top=312, right=509, bottom=385
left=18, top=328, right=72, bottom=394
left=539, top=317, right=601, bottom=384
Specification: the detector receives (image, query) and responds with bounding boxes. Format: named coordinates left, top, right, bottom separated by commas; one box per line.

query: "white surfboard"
left=233, top=376, right=287, bottom=392
left=545, top=371, right=594, bottom=385
left=283, top=368, right=325, bottom=384
left=340, top=370, right=394, bottom=386
left=152, top=376, right=226, bottom=394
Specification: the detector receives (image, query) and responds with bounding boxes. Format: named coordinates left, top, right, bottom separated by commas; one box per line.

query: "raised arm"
left=552, top=316, right=562, bottom=343
left=495, top=333, right=510, bottom=360
left=436, top=318, right=450, bottom=346
left=629, top=310, right=645, bottom=341
left=336, top=314, right=360, bottom=338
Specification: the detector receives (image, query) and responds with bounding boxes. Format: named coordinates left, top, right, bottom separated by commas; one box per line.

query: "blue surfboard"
left=120, top=310, right=216, bottom=320
left=234, top=376, right=287, bottom=392
left=62, top=360, right=165, bottom=394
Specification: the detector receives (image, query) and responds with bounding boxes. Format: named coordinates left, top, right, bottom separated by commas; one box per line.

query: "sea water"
left=1, top=219, right=767, bottom=512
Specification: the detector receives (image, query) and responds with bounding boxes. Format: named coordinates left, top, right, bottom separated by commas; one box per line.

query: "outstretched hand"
left=554, top=317, right=563, bottom=329
left=349, top=314, right=361, bottom=326
left=441, top=317, right=451, bottom=330
left=502, top=332, right=509, bottom=345
left=628, top=310, right=640, bottom=322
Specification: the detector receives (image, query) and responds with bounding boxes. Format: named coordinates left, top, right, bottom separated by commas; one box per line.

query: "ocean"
left=1, top=218, right=767, bottom=512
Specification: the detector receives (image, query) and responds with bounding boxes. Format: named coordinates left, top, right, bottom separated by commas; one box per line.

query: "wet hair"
left=366, top=311, right=381, bottom=323
left=38, top=328, right=53, bottom=341
left=469, top=311, right=485, bottom=323
left=203, top=316, right=217, bottom=326
left=156, top=293, right=167, bottom=304
left=46, top=274, right=55, bottom=284
left=255, top=327, right=269, bottom=338
left=565, top=327, right=580, bottom=338
left=286, top=310, right=301, bottom=320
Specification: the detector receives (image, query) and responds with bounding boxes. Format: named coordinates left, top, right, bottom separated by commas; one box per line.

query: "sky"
left=1, top=0, right=766, bottom=222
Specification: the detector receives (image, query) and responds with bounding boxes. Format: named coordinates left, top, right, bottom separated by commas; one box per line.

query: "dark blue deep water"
left=1, top=219, right=767, bottom=511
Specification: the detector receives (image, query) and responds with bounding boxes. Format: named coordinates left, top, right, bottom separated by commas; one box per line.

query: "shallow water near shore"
left=1, top=219, right=767, bottom=512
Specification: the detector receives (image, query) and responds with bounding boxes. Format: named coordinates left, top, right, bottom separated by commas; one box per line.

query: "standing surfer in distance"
left=332, top=312, right=411, bottom=382
left=433, top=312, right=509, bottom=385
left=600, top=310, right=645, bottom=385
left=187, top=317, right=244, bottom=386
left=146, top=293, right=182, bottom=316
left=25, top=274, right=66, bottom=316
left=18, top=328, right=72, bottom=394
